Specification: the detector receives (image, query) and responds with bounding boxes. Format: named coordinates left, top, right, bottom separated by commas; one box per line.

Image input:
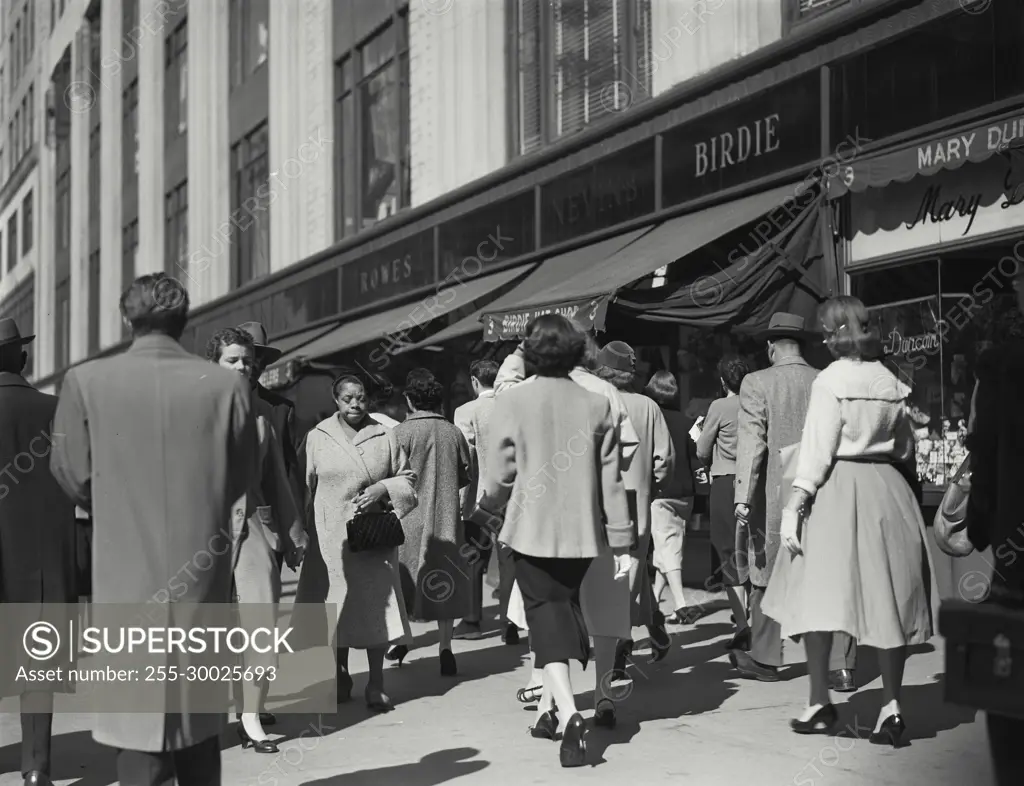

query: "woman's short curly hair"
left=819, top=296, right=882, bottom=360
left=332, top=374, right=365, bottom=400
left=645, top=370, right=679, bottom=407
left=717, top=356, right=751, bottom=394
left=205, top=327, right=254, bottom=363
left=405, top=368, right=444, bottom=411
left=523, top=314, right=585, bottom=376
left=595, top=365, right=635, bottom=391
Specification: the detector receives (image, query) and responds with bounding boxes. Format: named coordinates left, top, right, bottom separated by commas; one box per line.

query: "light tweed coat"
left=734, top=355, right=817, bottom=588
left=294, top=415, right=417, bottom=648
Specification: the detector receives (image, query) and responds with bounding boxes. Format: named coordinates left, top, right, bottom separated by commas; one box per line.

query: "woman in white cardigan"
left=762, top=297, right=933, bottom=747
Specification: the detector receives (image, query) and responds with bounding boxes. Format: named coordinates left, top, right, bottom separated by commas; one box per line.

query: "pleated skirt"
left=761, top=460, right=934, bottom=649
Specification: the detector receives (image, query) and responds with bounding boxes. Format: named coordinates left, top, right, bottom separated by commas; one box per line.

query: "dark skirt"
left=710, top=474, right=748, bottom=587
left=513, top=552, right=592, bottom=669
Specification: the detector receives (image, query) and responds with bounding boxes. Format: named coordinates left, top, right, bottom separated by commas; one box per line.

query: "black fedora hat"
left=237, top=321, right=282, bottom=364
left=0, top=317, right=34, bottom=348
left=757, top=312, right=817, bottom=342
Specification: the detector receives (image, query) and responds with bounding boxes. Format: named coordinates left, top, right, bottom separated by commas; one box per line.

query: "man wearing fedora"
left=733, top=312, right=857, bottom=687
left=0, top=319, right=79, bottom=786
left=237, top=322, right=303, bottom=571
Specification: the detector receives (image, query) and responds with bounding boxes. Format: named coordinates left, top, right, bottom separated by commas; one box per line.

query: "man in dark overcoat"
left=238, top=322, right=303, bottom=572
left=0, top=318, right=79, bottom=786
left=51, top=275, right=258, bottom=786
left=733, top=313, right=857, bottom=686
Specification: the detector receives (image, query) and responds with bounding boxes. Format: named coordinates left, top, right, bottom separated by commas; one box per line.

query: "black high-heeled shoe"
left=365, top=685, right=394, bottom=713
left=593, top=698, right=616, bottom=729
left=237, top=725, right=279, bottom=754
left=559, top=713, right=587, bottom=768
left=336, top=670, right=354, bottom=703
left=530, top=710, right=560, bottom=740
left=648, top=625, right=671, bottom=663
left=439, top=648, right=457, bottom=676
left=869, top=714, right=906, bottom=748
left=790, top=704, right=839, bottom=735
left=386, top=644, right=408, bottom=666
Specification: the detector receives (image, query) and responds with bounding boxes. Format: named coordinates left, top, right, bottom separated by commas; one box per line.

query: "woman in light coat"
left=295, top=375, right=417, bottom=713
left=496, top=328, right=638, bottom=725
left=207, top=327, right=306, bottom=754
left=474, top=314, right=631, bottom=768
left=763, top=297, right=933, bottom=745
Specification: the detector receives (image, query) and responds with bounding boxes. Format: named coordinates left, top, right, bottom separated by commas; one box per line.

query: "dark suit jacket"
left=256, top=384, right=300, bottom=478
left=967, top=341, right=1024, bottom=600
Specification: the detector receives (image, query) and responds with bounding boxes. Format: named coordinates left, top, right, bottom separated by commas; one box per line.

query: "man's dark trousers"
left=20, top=693, right=53, bottom=775
left=465, top=522, right=514, bottom=625
left=749, top=584, right=856, bottom=669
left=116, top=737, right=220, bottom=786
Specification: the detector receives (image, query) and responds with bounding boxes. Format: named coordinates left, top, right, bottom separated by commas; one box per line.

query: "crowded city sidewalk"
left=0, top=574, right=988, bottom=786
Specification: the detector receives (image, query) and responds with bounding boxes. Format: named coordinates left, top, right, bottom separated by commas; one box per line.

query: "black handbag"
left=940, top=597, right=1024, bottom=720
left=347, top=511, right=405, bottom=553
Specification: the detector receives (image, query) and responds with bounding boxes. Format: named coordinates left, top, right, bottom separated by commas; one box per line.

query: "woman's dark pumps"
left=530, top=710, right=560, bottom=740
left=869, top=714, right=907, bottom=748
left=790, top=704, right=839, bottom=735
left=237, top=725, right=279, bottom=754
left=440, top=649, right=457, bottom=676
left=336, top=670, right=354, bottom=703
left=559, top=713, right=588, bottom=767
left=365, top=685, right=394, bottom=713
left=593, top=699, right=616, bottom=729
left=386, top=644, right=408, bottom=666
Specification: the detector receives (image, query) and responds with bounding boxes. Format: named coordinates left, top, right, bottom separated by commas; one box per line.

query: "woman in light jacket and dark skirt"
left=472, top=314, right=632, bottom=769
left=762, top=297, right=933, bottom=745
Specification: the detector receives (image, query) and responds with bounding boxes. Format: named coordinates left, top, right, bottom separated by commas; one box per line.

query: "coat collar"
left=317, top=413, right=388, bottom=448
left=127, top=334, right=192, bottom=356
left=405, top=410, right=446, bottom=423
left=773, top=356, right=811, bottom=369
left=0, top=371, right=32, bottom=389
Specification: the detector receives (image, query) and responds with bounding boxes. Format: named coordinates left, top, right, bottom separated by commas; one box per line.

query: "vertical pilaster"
left=137, top=0, right=165, bottom=276
left=99, top=0, right=124, bottom=346
left=70, top=26, right=91, bottom=363
left=268, top=0, right=333, bottom=273
left=37, top=78, right=55, bottom=376
left=186, top=0, right=230, bottom=306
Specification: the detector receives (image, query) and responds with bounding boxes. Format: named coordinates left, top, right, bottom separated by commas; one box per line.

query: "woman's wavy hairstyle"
left=644, top=370, right=679, bottom=408
left=205, top=327, right=254, bottom=363
left=595, top=365, right=635, bottom=391
left=818, top=296, right=882, bottom=360
left=523, top=314, right=585, bottom=377
left=405, top=368, right=444, bottom=411
left=717, top=356, right=751, bottom=394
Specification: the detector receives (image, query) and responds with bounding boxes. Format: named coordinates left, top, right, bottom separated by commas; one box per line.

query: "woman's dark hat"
left=599, top=341, right=636, bottom=372
left=0, top=318, right=34, bottom=348
left=757, top=312, right=817, bottom=342
left=237, top=321, right=282, bottom=363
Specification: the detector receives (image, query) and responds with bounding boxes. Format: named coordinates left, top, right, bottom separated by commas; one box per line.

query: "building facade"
left=0, top=0, right=848, bottom=388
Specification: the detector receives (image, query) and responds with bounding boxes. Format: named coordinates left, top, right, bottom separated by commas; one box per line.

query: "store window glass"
left=850, top=250, right=1021, bottom=492
left=230, top=0, right=268, bottom=89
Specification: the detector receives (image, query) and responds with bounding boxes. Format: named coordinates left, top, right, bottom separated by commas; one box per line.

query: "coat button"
left=357, top=447, right=364, bottom=454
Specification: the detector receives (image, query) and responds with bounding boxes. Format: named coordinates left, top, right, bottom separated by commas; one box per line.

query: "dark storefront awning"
left=616, top=192, right=831, bottom=333
left=396, top=227, right=654, bottom=351
left=267, top=264, right=533, bottom=368
left=828, top=105, right=1024, bottom=197
left=480, top=182, right=800, bottom=341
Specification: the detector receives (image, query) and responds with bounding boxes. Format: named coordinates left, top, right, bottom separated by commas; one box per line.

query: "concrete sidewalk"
left=0, top=586, right=990, bottom=786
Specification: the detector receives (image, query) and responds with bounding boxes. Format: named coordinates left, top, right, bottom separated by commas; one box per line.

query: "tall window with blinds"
left=512, top=0, right=652, bottom=156
left=231, top=123, right=270, bottom=286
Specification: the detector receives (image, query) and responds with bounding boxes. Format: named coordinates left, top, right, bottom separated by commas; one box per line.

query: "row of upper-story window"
left=7, top=0, right=35, bottom=84
left=4, top=84, right=34, bottom=177
left=58, top=0, right=863, bottom=301
left=0, top=190, right=34, bottom=277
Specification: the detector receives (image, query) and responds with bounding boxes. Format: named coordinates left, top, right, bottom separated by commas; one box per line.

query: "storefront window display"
left=852, top=251, right=1022, bottom=490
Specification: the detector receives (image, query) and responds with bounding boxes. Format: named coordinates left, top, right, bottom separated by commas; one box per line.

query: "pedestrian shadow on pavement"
left=833, top=675, right=977, bottom=745
left=582, top=634, right=743, bottom=765
left=260, top=640, right=528, bottom=748
left=300, top=747, right=488, bottom=786
left=0, top=730, right=117, bottom=786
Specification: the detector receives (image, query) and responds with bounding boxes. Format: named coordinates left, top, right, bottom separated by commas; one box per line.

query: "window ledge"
left=0, top=145, right=38, bottom=214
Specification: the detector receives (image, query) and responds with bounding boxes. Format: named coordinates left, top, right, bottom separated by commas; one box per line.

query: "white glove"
left=613, top=554, right=631, bottom=580
left=780, top=508, right=802, bottom=556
